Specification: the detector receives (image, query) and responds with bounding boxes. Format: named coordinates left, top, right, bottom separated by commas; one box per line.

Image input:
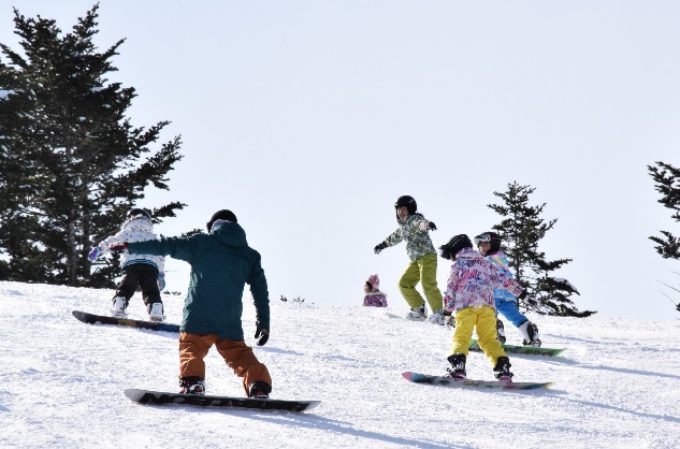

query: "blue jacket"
left=486, top=251, right=518, bottom=303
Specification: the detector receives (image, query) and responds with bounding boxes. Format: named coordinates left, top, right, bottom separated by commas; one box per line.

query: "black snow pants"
left=114, top=263, right=162, bottom=310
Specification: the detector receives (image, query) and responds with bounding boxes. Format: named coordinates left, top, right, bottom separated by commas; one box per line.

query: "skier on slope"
left=109, top=209, right=272, bottom=399
left=373, top=195, right=446, bottom=324
left=474, top=231, right=542, bottom=347
left=439, top=234, right=527, bottom=381
left=88, top=208, right=166, bottom=321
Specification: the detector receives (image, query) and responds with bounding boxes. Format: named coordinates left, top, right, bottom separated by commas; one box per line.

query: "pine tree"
left=0, top=5, right=185, bottom=287
left=648, top=161, right=680, bottom=259
left=488, top=181, right=594, bottom=317
left=0, top=14, right=53, bottom=282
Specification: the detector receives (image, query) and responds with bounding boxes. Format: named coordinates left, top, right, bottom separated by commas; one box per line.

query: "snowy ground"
left=1, top=281, right=679, bottom=449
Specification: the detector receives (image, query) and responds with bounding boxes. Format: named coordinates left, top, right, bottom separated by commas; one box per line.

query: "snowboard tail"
left=124, top=389, right=320, bottom=412
left=402, top=371, right=551, bottom=390
left=72, top=310, right=180, bottom=333
left=469, top=338, right=565, bottom=357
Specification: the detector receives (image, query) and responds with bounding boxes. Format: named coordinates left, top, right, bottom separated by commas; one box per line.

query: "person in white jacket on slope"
left=88, top=208, right=166, bottom=321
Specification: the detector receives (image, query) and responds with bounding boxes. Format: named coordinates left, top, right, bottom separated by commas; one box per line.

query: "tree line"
left=0, top=5, right=184, bottom=288
left=2, top=5, right=678, bottom=316
left=649, top=161, right=680, bottom=313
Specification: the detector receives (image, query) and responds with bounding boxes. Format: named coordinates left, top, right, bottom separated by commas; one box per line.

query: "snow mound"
left=1, top=281, right=679, bottom=449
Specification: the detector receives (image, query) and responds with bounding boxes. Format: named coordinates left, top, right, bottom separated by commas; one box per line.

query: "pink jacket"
left=363, top=291, right=388, bottom=307
left=443, top=248, right=524, bottom=312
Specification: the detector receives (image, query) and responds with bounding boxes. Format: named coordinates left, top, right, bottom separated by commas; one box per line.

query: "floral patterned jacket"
left=443, top=248, right=524, bottom=312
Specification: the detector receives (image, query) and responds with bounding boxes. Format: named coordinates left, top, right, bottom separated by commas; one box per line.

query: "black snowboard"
left=72, top=310, right=180, bottom=333
left=124, top=389, right=320, bottom=412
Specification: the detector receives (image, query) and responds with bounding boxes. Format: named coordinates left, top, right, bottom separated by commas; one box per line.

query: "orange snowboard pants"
left=179, top=332, right=272, bottom=395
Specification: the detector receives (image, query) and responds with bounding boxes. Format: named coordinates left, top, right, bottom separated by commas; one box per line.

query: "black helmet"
left=474, top=231, right=501, bottom=254
left=439, top=234, right=473, bottom=260
left=206, top=209, right=238, bottom=232
left=128, top=208, right=151, bottom=220
left=394, top=195, right=417, bottom=214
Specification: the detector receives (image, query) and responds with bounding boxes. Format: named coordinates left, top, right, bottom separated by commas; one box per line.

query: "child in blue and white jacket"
left=88, top=208, right=166, bottom=321
left=474, top=232, right=541, bottom=347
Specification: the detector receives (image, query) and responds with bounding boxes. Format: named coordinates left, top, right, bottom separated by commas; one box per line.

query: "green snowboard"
left=469, top=338, right=565, bottom=357
left=403, top=372, right=552, bottom=390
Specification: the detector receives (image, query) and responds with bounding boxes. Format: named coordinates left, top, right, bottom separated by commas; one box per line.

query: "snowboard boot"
left=446, top=353, right=466, bottom=379
left=112, top=296, right=127, bottom=318
left=248, top=381, right=272, bottom=399
left=427, top=309, right=447, bottom=326
left=406, top=306, right=426, bottom=321
left=179, top=376, right=205, bottom=395
left=493, top=356, right=513, bottom=381
left=519, top=321, right=542, bottom=347
left=496, top=318, right=506, bottom=344
left=148, top=302, right=165, bottom=322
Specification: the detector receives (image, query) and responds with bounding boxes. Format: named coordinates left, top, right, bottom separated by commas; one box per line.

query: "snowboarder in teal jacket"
left=113, top=209, right=272, bottom=399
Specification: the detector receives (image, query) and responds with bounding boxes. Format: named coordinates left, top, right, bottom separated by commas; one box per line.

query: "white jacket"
left=98, top=217, right=165, bottom=272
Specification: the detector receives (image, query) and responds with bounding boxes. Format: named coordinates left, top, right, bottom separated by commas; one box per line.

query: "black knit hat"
left=439, top=234, right=473, bottom=260
left=206, top=209, right=238, bottom=232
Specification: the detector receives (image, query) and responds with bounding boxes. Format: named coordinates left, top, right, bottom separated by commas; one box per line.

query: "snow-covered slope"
left=1, top=281, right=679, bottom=449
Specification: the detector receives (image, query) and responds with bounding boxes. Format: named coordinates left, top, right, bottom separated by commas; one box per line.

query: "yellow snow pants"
left=451, top=305, right=507, bottom=366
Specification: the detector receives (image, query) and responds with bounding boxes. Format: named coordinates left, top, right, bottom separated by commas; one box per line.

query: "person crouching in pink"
left=363, top=274, right=388, bottom=307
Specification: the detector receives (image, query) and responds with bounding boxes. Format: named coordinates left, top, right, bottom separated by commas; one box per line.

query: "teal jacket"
left=128, top=221, right=269, bottom=340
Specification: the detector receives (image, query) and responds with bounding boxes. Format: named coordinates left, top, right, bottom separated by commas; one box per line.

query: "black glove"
left=255, top=321, right=269, bottom=346
left=428, top=221, right=437, bottom=231
left=374, top=242, right=388, bottom=254
left=518, top=290, right=528, bottom=300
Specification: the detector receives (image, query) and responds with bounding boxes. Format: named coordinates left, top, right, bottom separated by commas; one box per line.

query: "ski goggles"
left=473, top=233, right=492, bottom=245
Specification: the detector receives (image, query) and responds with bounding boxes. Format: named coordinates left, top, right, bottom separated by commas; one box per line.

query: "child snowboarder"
left=109, top=209, right=272, bottom=399
left=474, top=232, right=541, bottom=347
left=88, top=208, right=166, bottom=321
left=374, top=195, right=445, bottom=324
left=363, top=274, right=388, bottom=307
left=439, top=234, right=527, bottom=381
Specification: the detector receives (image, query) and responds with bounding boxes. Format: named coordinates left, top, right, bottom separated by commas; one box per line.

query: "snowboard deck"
left=402, top=371, right=552, bottom=390
left=72, top=310, right=180, bottom=333
left=124, top=389, right=320, bottom=412
left=468, top=338, right=565, bottom=357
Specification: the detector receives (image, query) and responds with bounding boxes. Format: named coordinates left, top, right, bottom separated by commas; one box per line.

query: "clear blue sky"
left=4, top=1, right=680, bottom=320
